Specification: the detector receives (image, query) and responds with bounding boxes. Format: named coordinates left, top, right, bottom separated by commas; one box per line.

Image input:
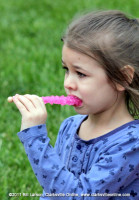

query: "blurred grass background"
left=0, top=0, right=138, bottom=199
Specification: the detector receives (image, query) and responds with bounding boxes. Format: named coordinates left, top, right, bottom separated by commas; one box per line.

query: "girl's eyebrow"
left=62, top=59, right=85, bottom=71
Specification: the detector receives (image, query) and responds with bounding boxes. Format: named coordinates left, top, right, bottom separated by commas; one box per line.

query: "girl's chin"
left=74, top=106, right=97, bottom=115
left=73, top=105, right=88, bottom=115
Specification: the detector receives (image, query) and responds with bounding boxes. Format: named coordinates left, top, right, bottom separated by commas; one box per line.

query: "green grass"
left=0, top=0, right=138, bottom=199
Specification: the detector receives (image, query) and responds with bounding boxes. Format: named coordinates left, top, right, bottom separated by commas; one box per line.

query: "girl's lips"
left=75, top=101, right=83, bottom=108
left=68, top=95, right=83, bottom=107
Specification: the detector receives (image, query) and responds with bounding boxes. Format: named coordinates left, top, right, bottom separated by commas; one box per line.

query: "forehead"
left=62, top=45, right=83, bottom=61
left=62, top=45, right=103, bottom=70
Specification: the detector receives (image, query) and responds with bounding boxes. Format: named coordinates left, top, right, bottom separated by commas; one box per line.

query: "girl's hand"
left=11, top=94, right=47, bottom=131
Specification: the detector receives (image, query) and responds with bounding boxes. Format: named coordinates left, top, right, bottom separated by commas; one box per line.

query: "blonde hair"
left=62, top=10, right=139, bottom=119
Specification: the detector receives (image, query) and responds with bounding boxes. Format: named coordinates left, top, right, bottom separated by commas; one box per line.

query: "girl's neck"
left=78, top=95, right=134, bottom=141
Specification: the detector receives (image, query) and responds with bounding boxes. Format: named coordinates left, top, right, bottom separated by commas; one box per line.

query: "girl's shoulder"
left=127, top=119, right=139, bottom=130
left=62, top=114, right=87, bottom=125
left=120, top=119, right=139, bottom=136
left=59, top=114, right=87, bottom=134
left=101, top=120, right=139, bottom=148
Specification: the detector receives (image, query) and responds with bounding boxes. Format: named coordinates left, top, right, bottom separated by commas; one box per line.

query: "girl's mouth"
left=68, top=95, right=83, bottom=107
left=74, top=102, right=83, bottom=108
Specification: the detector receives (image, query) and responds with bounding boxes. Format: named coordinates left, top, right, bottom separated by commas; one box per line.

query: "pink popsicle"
left=42, top=95, right=82, bottom=106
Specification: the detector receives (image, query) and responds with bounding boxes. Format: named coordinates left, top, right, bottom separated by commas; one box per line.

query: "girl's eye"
left=62, top=66, right=86, bottom=78
left=77, top=71, right=86, bottom=78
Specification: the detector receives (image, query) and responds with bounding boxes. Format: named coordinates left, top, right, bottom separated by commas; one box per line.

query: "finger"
left=24, top=94, right=46, bottom=110
left=36, top=95, right=46, bottom=109
left=39, top=96, right=46, bottom=109
left=7, top=96, right=13, bottom=103
left=13, top=96, right=29, bottom=116
left=16, top=95, right=36, bottom=112
left=8, top=94, right=20, bottom=103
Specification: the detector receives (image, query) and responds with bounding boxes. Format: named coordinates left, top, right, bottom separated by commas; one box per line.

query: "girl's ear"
left=121, top=65, right=135, bottom=84
left=116, top=65, right=135, bottom=92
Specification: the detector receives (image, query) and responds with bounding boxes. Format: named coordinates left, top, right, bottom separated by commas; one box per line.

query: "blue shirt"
left=17, top=115, right=139, bottom=200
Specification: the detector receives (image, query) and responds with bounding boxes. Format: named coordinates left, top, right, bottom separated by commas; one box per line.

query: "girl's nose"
left=64, top=75, right=77, bottom=91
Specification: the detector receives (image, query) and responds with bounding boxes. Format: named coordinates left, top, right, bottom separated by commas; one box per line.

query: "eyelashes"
left=62, top=66, right=86, bottom=78
left=77, top=71, right=87, bottom=78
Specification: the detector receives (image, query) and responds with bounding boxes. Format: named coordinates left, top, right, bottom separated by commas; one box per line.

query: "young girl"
left=9, top=10, right=139, bottom=199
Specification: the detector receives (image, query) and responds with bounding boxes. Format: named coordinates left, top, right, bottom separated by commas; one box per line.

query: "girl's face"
left=62, top=45, right=119, bottom=115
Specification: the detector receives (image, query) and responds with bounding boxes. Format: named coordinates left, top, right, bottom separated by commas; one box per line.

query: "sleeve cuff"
left=17, top=124, right=47, bottom=142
